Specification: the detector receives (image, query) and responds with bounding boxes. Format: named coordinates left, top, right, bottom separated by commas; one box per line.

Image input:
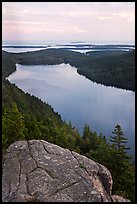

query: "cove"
left=7, top=63, right=135, bottom=158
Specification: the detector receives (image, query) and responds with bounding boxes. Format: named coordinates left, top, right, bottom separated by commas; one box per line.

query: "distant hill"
left=2, top=48, right=134, bottom=91
left=77, top=50, right=135, bottom=91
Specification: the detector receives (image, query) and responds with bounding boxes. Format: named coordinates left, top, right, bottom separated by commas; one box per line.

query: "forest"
left=2, top=48, right=135, bottom=91
left=2, top=49, right=135, bottom=201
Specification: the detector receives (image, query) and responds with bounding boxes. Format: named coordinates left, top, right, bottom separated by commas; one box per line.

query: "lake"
left=7, top=63, right=135, bottom=159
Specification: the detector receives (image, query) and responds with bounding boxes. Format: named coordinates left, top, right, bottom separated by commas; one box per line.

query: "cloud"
left=112, top=11, right=135, bottom=22
left=97, top=16, right=112, bottom=21
left=2, top=2, right=135, bottom=43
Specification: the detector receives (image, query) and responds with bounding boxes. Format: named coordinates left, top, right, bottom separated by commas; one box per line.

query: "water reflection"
left=7, top=63, right=135, bottom=158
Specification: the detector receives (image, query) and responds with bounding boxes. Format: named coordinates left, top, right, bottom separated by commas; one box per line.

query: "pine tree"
left=81, top=124, right=100, bottom=154
left=109, top=124, right=130, bottom=153
left=108, top=124, right=134, bottom=201
left=81, top=124, right=92, bottom=154
left=83, top=124, right=91, bottom=140
left=2, top=103, right=26, bottom=148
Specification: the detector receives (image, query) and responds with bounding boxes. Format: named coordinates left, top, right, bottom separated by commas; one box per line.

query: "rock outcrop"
left=2, top=140, right=130, bottom=202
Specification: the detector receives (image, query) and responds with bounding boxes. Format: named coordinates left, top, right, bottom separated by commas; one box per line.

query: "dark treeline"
left=2, top=48, right=135, bottom=91
left=2, top=49, right=135, bottom=201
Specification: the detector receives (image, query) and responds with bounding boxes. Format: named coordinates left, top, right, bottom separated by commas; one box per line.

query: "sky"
left=2, top=2, right=135, bottom=45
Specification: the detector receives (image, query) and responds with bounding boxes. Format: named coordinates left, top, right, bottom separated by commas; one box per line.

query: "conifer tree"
left=81, top=124, right=92, bottom=154
left=2, top=103, right=26, bottom=148
left=109, top=124, right=130, bottom=153
left=108, top=124, right=134, bottom=201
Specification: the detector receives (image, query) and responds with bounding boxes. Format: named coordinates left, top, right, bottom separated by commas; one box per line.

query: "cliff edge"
left=2, top=140, right=130, bottom=202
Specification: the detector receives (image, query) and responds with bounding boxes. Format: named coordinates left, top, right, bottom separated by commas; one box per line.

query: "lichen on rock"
left=2, top=140, right=131, bottom=202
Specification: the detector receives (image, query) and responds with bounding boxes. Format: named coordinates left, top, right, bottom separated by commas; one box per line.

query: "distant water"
left=2, top=42, right=135, bottom=53
left=7, top=63, right=135, bottom=160
left=2, top=47, right=48, bottom=53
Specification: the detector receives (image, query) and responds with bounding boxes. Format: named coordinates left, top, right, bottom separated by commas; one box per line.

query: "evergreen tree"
left=109, top=124, right=130, bottom=153
left=81, top=124, right=100, bottom=155
left=87, top=133, right=110, bottom=166
left=108, top=124, right=134, bottom=201
left=2, top=103, right=26, bottom=148
left=82, top=124, right=91, bottom=140
left=81, top=124, right=92, bottom=154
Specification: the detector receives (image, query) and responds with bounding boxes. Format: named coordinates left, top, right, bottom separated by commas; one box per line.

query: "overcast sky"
left=2, top=2, right=135, bottom=44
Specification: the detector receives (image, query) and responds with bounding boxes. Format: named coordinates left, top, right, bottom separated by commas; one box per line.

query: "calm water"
left=2, top=43, right=134, bottom=53
left=7, top=63, right=135, bottom=158
left=2, top=47, right=48, bottom=53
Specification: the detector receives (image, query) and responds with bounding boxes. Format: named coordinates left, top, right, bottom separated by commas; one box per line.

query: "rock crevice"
left=2, top=140, right=131, bottom=202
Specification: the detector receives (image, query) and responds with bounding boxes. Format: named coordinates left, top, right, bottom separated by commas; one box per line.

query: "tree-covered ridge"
left=77, top=50, right=135, bottom=91
left=2, top=51, right=17, bottom=79
left=81, top=124, right=135, bottom=201
left=2, top=48, right=135, bottom=91
left=2, top=80, right=82, bottom=152
left=2, top=103, right=135, bottom=201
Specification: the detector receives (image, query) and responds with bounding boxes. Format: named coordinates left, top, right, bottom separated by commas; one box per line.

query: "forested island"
left=2, top=48, right=135, bottom=201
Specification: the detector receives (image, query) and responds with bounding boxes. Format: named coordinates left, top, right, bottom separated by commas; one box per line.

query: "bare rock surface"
left=111, top=195, right=131, bottom=202
left=2, top=140, right=130, bottom=202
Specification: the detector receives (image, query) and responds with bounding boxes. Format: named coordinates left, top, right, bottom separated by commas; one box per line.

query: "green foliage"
left=79, top=124, right=135, bottom=202
left=2, top=98, right=135, bottom=201
left=108, top=124, right=134, bottom=201
left=2, top=103, right=26, bottom=148
left=79, top=163, right=86, bottom=169
left=109, top=124, right=130, bottom=152
left=2, top=79, right=82, bottom=153
left=77, top=50, right=135, bottom=91
left=2, top=51, right=17, bottom=79
left=81, top=124, right=91, bottom=153
left=81, top=124, right=100, bottom=154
